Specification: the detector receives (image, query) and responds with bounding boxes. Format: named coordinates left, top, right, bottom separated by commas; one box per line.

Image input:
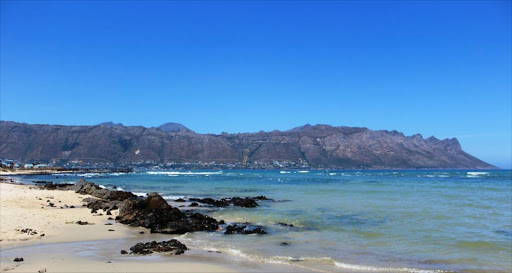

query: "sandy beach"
left=0, top=181, right=301, bottom=273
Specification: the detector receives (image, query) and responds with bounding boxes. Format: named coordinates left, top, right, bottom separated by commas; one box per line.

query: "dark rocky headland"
left=0, top=121, right=496, bottom=169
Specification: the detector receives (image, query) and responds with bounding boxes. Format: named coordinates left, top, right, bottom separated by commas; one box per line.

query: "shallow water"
left=20, top=170, right=512, bottom=272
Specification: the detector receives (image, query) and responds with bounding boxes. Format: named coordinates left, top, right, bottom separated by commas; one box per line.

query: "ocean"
left=21, top=170, right=512, bottom=272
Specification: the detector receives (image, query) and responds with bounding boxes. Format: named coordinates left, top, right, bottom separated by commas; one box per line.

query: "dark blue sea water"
left=21, top=170, right=512, bottom=272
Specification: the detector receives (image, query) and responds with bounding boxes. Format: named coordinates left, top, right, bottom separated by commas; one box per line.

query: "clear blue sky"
left=1, top=1, right=510, bottom=168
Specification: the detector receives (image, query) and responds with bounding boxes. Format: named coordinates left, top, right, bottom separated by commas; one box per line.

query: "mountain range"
left=0, top=121, right=496, bottom=169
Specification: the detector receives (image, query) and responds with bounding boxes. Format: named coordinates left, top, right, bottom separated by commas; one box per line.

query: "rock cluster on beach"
left=60, top=180, right=271, bottom=235
left=39, top=178, right=271, bottom=258
left=126, top=240, right=188, bottom=255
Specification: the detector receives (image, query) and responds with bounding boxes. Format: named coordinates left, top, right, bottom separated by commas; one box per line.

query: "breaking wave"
left=467, top=171, right=489, bottom=178
left=146, top=171, right=222, bottom=176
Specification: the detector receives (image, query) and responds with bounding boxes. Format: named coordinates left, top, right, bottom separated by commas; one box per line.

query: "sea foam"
left=146, top=171, right=222, bottom=175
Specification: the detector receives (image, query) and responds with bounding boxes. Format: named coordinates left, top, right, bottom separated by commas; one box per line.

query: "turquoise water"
left=25, top=170, right=512, bottom=272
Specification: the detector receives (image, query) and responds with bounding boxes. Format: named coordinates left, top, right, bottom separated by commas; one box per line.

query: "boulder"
left=224, top=224, right=268, bottom=235
left=72, top=180, right=136, bottom=201
left=189, top=196, right=264, bottom=208
left=116, top=193, right=219, bottom=234
left=129, top=240, right=188, bottom=255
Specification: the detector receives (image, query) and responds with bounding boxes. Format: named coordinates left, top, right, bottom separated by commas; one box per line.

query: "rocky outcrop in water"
left=188, top=196, right=267, bottom=208
left=0, top=121, right=496, bottom=169
left=224, top=224, right=268, bottom=235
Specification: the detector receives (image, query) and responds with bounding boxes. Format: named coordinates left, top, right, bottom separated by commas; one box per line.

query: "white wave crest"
left=334, top=261, right=445, bottom=273
left=132, top=192, right=147, bottom=197
left=109, top=172, right=127, bottom=176
left=280, top=171, right=291, bottom=174
left=298, top=170, right=309, bottom=173
left=77, top=173, right=102, bottom=177
left=467, top=171, right=489, bottom=176
left=162, top=195, right=186, bottom=200
left=146, top=171, right=222, bottom=176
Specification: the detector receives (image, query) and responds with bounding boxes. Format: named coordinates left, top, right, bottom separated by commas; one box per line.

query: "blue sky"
left=1, top=1, right=510, bottom=168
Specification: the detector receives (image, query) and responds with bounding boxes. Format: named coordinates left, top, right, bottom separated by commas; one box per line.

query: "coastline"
left=0, top=180, right=306, bottom=273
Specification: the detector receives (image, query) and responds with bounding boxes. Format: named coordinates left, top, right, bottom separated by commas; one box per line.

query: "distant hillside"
left=0, top=121, right=496, bottom=169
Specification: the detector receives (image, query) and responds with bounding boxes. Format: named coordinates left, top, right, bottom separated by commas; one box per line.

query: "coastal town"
left=0, top=158, right=310, bottom=172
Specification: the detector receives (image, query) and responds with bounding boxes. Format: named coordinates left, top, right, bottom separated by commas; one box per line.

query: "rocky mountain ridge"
left=0, top=121, right=496, bottom=169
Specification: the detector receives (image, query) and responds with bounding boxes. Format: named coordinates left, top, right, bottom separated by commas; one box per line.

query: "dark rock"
left=70, top=205, right=75, bottom=208
left=72, top=180, right=136, bottom=201
left=76, top=221, right=90, bottom=225
left=189, top=197, right=259, bottom=208
left=139, top=231, right=145, bottom=234
left=174, top=198, right=186, bottom=202
left=253, top=196, right=270, bottom=200
left=108, top=217, right=114, bottom=220
left=277, top=222, right=294, bottom=227
left=105, top=223, right=113, bottom=225
left=189, top=202, right=199, bottom=207
left=83, top=197, right=125, bottom=215
left=224, top=224, right=268, bottom=235
left=116, top=193, right=219, bottom=234
left=108, top=229, right=115, bottom=231
left=120, top=250, right=128, bottom=254
left=280, top=241, right=291, bottom=246
left=41, top=183, right=74, bottom=190
left=129, top=239, right=188, bottom=255
left=13, top=257, right=24, bottom=262
left=19, top=228, right=37, bottom=235
left=33, top=181, right=53, bottom=184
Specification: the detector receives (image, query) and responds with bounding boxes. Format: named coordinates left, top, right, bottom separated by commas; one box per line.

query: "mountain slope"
left=0, top=121, right=496, bottom=169
left=156, top=122, right=191, bottom=133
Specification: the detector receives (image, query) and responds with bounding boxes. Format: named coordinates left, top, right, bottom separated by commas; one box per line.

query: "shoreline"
left=3, top=173, right=508, bottom=273
left=0, top=180, right=308, bottom=272
left=0, top=167, right=503, bottom=178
